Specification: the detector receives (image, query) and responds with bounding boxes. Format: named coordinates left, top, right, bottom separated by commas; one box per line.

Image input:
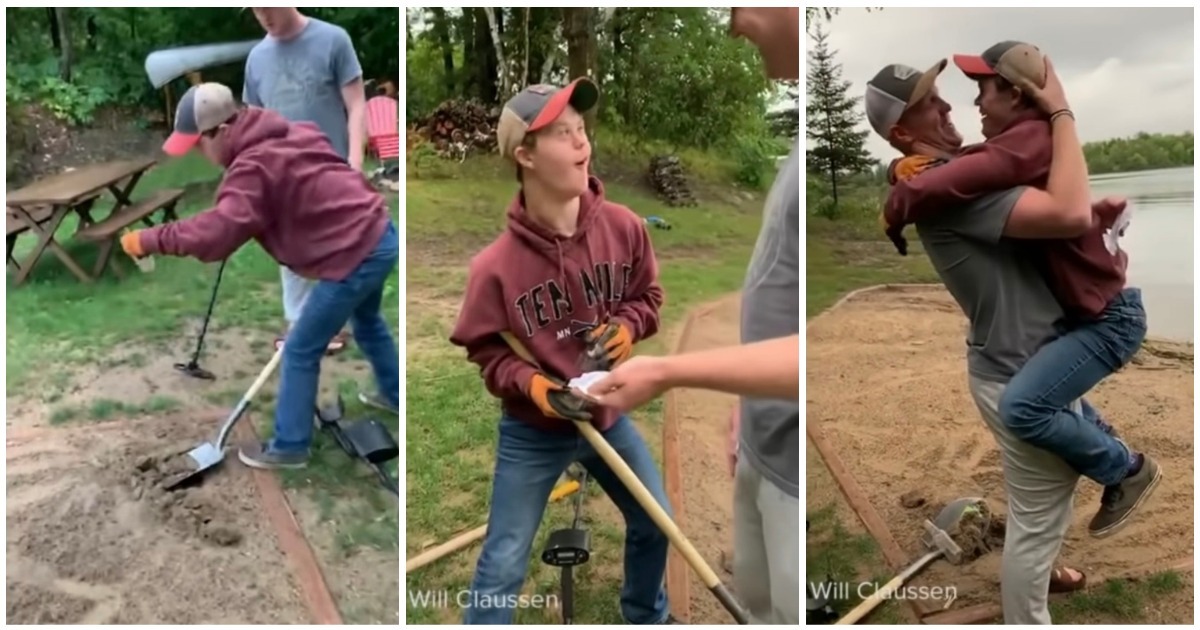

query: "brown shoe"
left=1089, top=454, right=1163, bottom=538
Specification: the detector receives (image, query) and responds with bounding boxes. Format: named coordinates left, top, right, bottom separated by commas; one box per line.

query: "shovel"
left=498, top=331, right=750, bottom=624
left=165, top=346, right=284, bottom=490
left=834, top=497, right=985, bottom=625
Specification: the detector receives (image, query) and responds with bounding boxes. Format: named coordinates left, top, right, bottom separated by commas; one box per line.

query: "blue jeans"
left=463, top=415, right=672, bottom=624
left=270, top=222, right=399, bottom=454
left=998, top=288, right=1147, bottom=486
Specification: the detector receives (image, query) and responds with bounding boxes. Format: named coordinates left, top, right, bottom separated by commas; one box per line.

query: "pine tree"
left=806, top=24, right=873, bottom=209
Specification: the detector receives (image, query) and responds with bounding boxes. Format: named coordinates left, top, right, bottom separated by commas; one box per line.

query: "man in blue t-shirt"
left=243, top=8, right=373, bottom=386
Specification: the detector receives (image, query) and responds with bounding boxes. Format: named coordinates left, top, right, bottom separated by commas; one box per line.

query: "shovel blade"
left=163, top=442, right=225, bottom=491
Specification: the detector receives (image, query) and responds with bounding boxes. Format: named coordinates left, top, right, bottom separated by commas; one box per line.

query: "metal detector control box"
left=541, top=529, right=591, bottom=567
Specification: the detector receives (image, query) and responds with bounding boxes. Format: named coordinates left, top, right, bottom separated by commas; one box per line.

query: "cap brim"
left=527, top=77, right=600, bottom=132
left=163, top=132, right=200, bottom=157
left=909, top=59, right=947, bottom=106
left=952, top=54, right=996, bottom=77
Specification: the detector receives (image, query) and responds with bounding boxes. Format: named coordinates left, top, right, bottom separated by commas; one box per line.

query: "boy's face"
left=974, top=77, right=1021, bottom=139
left=515, top=106, right=591, bottom=198
left=197, top=129, right=225, bottom=165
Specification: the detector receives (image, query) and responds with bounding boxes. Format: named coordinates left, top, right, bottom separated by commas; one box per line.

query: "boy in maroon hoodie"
left=879, top=44, right=1160, bottom=538
left=448, top=78, right=673, bottom=624
left=120, top=82, right=399, bottom=470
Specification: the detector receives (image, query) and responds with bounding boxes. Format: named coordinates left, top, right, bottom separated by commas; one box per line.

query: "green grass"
left=6, top=150, right=399, bottom=623
left=404, top=152, right=765, bottom=624
left=804, top=188, right=1188, bottom=624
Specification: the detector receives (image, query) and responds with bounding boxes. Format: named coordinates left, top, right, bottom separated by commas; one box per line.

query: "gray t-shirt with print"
left=242, top=18, right=362, bottom=160
left=739, top=141, right=800, bottom=498
left=914, top=187, right=1066, bottom=383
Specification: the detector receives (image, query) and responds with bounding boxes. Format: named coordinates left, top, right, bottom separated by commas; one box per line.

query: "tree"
left=805, top=23, right=872, bottom=210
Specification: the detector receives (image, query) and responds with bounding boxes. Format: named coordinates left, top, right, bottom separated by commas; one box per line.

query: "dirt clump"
left=941, top=500, right=1006, bottom=562
left=125, top=448, right=243, bottom=547
left=899, top=490, right=926, bottom=509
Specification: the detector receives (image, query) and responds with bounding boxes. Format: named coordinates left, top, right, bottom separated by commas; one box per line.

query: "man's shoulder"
left=305, top=17, right=351, bottom=42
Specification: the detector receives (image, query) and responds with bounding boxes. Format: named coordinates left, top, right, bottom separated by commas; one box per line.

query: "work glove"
left=527, top=372, right=592, bottom=422
left=584, top=320, right=633, bottom=370
left=882, top=155, right=946, bottom=257
left=120, top=230, right=146, bottom=258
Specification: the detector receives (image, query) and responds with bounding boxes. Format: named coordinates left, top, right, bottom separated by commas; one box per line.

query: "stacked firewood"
left=414, top=100, right=499, bottom=161
left=647, top=155, right=698, bottom=207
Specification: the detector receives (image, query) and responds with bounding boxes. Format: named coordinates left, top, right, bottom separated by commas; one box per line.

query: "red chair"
left=365, top=95, right=400, bottom=162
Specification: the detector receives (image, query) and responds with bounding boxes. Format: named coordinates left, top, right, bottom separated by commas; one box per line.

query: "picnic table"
left=6, top=157, right=185, bottom=286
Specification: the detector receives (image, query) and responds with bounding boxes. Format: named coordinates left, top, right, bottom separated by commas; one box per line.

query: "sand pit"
left=667, top=293, right=746, bottom=624
left=807, top=285, right=1194, bottom=613
left=6, top=412, right=309, bottom=624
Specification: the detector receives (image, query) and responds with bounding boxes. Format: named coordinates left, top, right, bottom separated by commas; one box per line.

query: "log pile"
left=414, top=100, right=499, bottom=161
left=647, top=155, right=698, bottom=207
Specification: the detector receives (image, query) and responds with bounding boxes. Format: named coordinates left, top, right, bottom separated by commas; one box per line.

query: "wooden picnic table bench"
left=6, top=156, right=184, bottom=285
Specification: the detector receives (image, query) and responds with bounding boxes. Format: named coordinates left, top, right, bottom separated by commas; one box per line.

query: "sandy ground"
left=6, top=329, right=397, bottom=624
left=6, top=414, right=307, bottom=624
left=806, top=285, right=1194, bottom=614
left=669, top=293, right=744, bottom=625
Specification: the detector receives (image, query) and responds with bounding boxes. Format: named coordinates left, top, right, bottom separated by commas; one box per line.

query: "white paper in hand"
left=568, top=371, right=609, bottom=398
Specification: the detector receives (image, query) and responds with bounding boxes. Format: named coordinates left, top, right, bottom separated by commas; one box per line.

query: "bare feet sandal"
left=1049, top=566, right=1087, bottom=593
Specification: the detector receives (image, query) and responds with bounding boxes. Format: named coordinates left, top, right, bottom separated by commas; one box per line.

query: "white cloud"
left=806, top=7, right=1195, bottom=162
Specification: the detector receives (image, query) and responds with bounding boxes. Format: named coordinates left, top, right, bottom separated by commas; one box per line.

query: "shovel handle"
left=215, top=346, right=285, bottom=449
left=834, top=550, right=943, bottom=625
left=573, top=419, right=749, bottom=624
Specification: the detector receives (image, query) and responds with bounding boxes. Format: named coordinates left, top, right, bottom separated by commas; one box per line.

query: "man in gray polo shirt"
left=589, top=8, right=800, bottom=625
left=863, top=58, right=1125, bottom=623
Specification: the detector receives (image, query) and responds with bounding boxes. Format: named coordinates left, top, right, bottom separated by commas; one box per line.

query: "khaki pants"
left=733, top=456, right=799, bottom=624
left=969, top=376, right=1081, bottom=625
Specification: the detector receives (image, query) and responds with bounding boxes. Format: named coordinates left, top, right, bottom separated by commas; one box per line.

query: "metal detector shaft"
left=191, top=258, right=227, bottom=359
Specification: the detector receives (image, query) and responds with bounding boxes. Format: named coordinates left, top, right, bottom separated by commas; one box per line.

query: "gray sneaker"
left=1088, top=454, right=1162, bottom=538
left=359, top=391, right=398, bottom=414
left=237, top=442, right=309, bottom=470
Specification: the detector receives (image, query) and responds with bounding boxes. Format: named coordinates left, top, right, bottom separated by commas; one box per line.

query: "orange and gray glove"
left=526, top=372, right=592, bottom=421
left=584, top=320, right=633, bottom=370
left=120, top=230, right=146, bottom=258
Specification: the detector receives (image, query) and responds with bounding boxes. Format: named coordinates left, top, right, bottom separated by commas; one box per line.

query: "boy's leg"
left=464, top=417, right=575, bottom=624
left=243, top=241, right=394, bottom=466
left=996, top=289, right=1160, bottom=535
left=280, top=266, right=348, bottom=353
left=348, top=223, right=400, bottom=412
left=578, top=416, right=671, bottom=625
left=1081, top=399, right=1116, bottom=436
left=733, top=456, right=799, bottom=625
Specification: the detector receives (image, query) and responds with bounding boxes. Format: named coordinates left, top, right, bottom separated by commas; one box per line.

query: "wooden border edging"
left=808, top=284, right=1195, bottom=624
left=919, top=556, right=1195, bottom=625
left=663, top=308, right=700, bottom=623
left=236, top=420, right=343, bottom=624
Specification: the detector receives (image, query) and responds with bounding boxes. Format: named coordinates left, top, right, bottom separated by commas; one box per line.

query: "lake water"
left=1089, top=167, right=1194, bottom=342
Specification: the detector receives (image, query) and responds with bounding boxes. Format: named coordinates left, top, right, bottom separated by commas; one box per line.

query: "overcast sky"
left=808, top=8, right=1195, bottom=162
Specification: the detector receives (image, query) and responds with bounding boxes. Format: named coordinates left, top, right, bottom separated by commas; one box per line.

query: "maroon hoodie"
left=449, top=177, right=664, bottom=433
left=884, top=111, right=1127, bottom=320
left=138, top=107, right=390, bottom=281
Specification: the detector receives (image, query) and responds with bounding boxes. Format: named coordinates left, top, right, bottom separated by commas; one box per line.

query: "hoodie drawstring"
left=555, top=240, right=568, bottom=287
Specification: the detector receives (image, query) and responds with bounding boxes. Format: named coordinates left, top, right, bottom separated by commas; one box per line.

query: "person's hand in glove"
left=120, top=230, right=146, bottom=258
left=526, top=372, right=592, bottom=421
left=585, top=320, right=634, bottom=370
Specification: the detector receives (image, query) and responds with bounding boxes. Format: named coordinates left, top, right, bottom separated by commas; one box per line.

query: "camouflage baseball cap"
left=953, top=41, right=1046, bottom=89
left=864, top=60, right=947, bottom=139
left=163, top=82, right=239, bottom=156
left=496, top=78, right=599, bottom=160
